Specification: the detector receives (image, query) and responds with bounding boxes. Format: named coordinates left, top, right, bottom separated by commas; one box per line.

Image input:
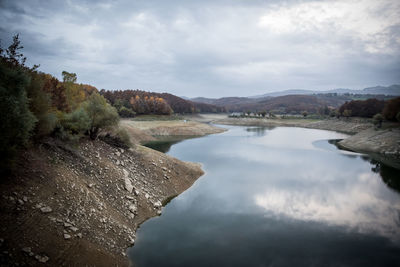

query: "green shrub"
left=60, top=108, right=90, bottom=135
left=372, top=113, right=383, bottom=129
left=0, top=60, right=37, bottom=171
left=100, top=128, right=132, bottom=149
left=83, top=92, right=119, bottom=140
left=118, top=106, right=136, bottom=117
left=26, top=71, right=58, bottom=138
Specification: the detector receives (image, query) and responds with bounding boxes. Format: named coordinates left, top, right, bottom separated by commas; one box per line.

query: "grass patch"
left=130, top=115, right=184, bottom=121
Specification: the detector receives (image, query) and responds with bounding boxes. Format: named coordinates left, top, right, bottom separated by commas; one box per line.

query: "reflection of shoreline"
left=328, top=138, right=400, bottom=193
left=362, top=156, right=400, bottom=194
left=252, top=136, right=400, bottom=244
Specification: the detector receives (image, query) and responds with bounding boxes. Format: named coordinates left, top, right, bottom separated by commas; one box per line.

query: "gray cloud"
left=0, top=0, right=399, bottom=97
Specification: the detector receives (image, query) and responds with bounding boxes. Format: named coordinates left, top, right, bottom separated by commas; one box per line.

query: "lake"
left=129, top=125, right=400, bottom=267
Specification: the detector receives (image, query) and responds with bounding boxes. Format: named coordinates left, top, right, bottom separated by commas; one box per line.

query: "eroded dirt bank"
left=120, top=119, right=226, bottom=144
left=0, top=119, right=224, bottom=266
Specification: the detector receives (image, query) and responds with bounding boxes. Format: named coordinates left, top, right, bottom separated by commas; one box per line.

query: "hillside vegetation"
left=101, top=89, right=225, bottom=116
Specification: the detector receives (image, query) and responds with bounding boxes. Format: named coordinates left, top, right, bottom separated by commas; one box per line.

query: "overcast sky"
left=1, top=0, right=399, bottom=97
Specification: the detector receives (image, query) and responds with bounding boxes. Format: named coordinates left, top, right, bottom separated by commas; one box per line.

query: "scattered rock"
left=35, top=255, right=49, bottom=263
left=40, top=206, right=52, bottom=213
left=123, top=169, right=135, bottom=193
left=153, top=201, right=162, bottom=208
left=64, top=234, right=71, bottom=240
left=128, top=205, right=137, bottom=214
left=21, top=247, right=31, bottom=253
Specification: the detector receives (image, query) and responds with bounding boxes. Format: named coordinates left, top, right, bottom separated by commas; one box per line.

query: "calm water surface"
left=130, top=126, right=400, bottom=267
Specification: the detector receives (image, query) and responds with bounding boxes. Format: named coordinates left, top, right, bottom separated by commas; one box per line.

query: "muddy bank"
left=0, top=135, right=205, bottom=266
left=212, top=116, right=372, bottom=134
left=338, top=128, right=400, bottom=163
left=120, top=119, right=226, bottom=144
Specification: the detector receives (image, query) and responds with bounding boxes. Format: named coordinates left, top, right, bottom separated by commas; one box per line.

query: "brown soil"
left=120, top=119, right=225, bottom=144
left=0, top=137, right=204, bottom=266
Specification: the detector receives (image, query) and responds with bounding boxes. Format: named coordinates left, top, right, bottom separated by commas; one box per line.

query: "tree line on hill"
left=0, top=35, right=122, bottom=173
left=338, top=97, right=400, bottom=122
left=100, top=89, right=225, bottom=116
left=0, top=35, right=224, bottom=173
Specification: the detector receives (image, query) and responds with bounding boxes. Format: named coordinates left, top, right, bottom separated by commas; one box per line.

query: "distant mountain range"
left=250, top=84, right=400, bottom=98
left=188, top=84, right=400, bottom=113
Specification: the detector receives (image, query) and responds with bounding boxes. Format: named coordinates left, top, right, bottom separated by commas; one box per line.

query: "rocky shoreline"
left=0, top=120, right=224, bottom=266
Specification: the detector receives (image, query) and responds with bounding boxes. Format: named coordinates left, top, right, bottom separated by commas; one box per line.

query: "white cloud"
left=1, top=0, right=399, bottom=96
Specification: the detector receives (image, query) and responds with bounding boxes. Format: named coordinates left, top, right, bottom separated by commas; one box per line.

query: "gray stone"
left=21, top=247, right=31, bottom=253
left=154, top=201, right=162, bottom=208
left=35, top=255, right=49, bottom=263
left=128, top=204, right=137, bottom=214
left=64, top=234, right=71, bottom=240
left=40, top=206, right=52, bottom=213
left=123, top=169, right=134, bottom=191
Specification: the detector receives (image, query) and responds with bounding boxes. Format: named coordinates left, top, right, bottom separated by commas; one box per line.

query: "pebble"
left=64, top=234, right=71, bottom=240
left=128, top=205, right=137, bottom=214
left=40, top=206, right=52, bottom=213
left=21, top=247, right=31, bottom=253
left=153, top=201, right=162, bottom=208
left=35, top=255, right=49, bottom=263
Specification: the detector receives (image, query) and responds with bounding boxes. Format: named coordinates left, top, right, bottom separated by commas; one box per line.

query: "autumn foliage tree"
left=338, top=99, right=385, bottom=118
left=129, top=95, right=172, bottom=115
left=382, top=97, right=400, bottom=121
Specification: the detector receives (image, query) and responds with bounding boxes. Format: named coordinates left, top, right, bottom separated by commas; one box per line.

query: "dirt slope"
left=0, top=138, right=203, bottom=266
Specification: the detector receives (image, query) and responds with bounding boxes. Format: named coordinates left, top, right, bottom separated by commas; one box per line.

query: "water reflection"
left=246, top=126, right=275, bottom=136
left=362, top=156, right=400, bottom=193
left=129, top=126, right=400, bottom=267
left=143, top=139, right=181, bottom=153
